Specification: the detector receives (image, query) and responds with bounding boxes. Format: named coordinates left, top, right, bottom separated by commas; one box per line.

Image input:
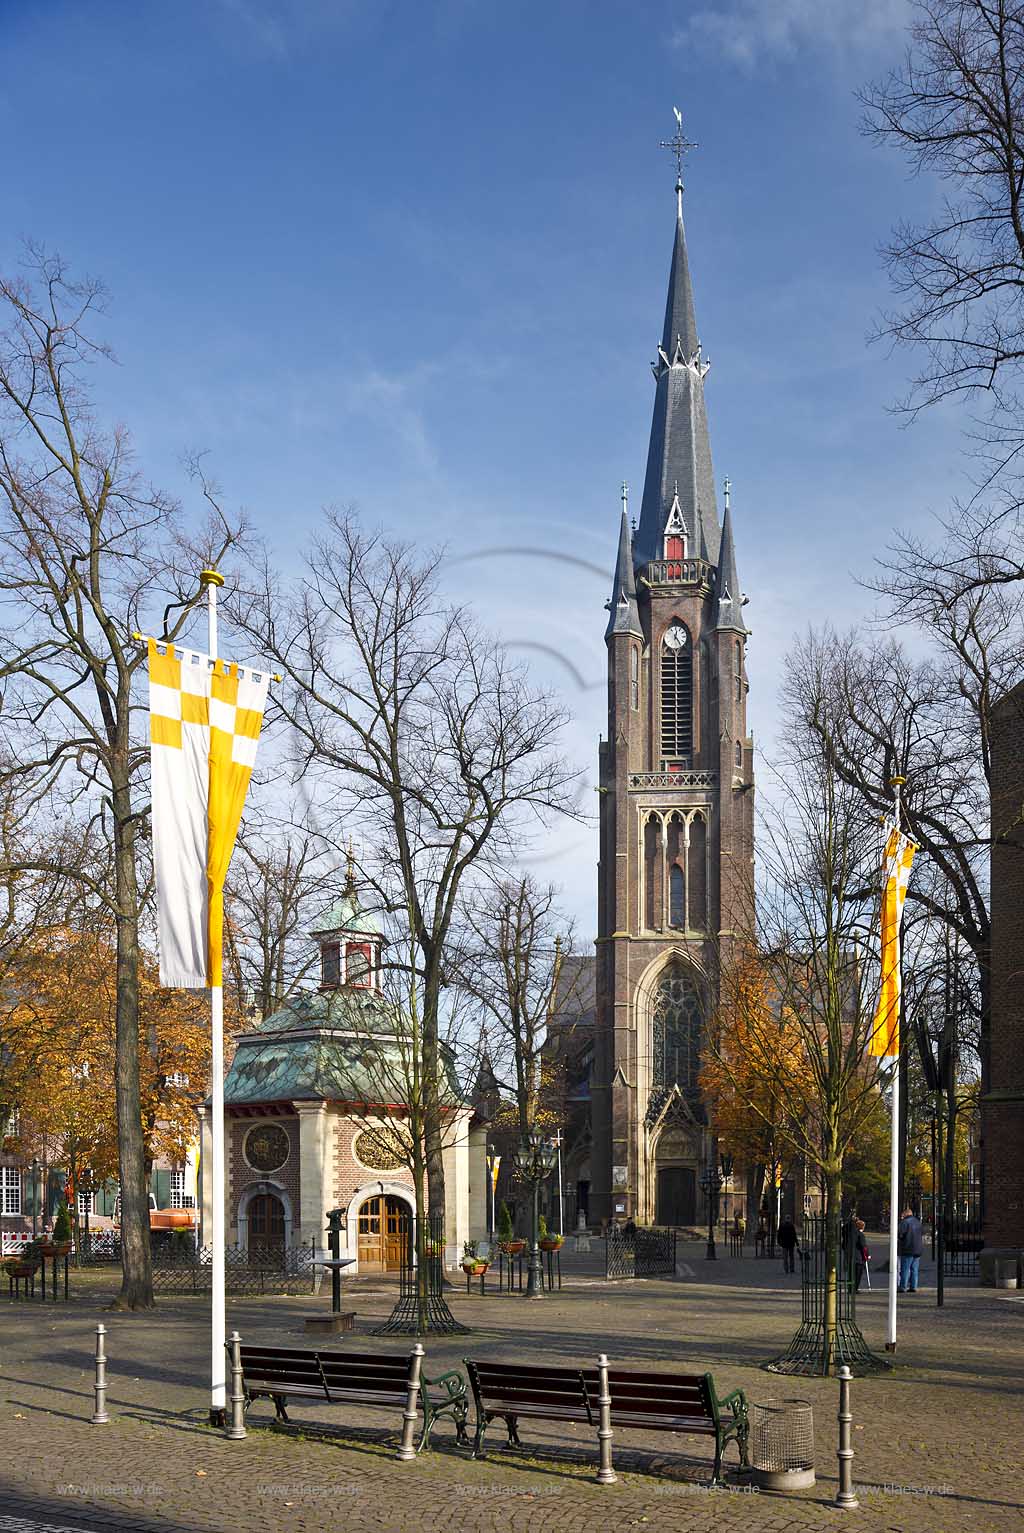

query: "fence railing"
left=150, top=1241, right=320, bottom=1295
left=605, top=1225, right=677, bottom=1279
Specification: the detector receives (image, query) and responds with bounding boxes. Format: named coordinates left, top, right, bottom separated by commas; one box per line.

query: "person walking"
left=778, top=1216, right=799, bottom=1274
left=854, top=1218, right=870, bottom=1292
left=897, top=1206, right=923, bottom=1293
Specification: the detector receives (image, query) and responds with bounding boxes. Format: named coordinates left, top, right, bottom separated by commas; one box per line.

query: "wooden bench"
left=235, top=1343, right=468, bottom=1454
left=581, top=1364, right=749, bottom=1484
left=464, top=1357, right=749, bottom=1485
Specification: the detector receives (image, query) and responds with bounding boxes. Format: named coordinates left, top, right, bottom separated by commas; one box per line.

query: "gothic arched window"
left=735, top=639, right=743, bottom=701
left=669, top=865, right=685, bottom=928
left=661, top=623, right=693, bottom=760
left=630, top=645, right=640, bottom=711
left=652, top=962, right=703, bottom=1093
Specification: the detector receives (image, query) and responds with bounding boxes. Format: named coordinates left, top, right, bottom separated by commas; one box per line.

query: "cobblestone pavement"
left=0, top=1241, right=1020, bottom=1533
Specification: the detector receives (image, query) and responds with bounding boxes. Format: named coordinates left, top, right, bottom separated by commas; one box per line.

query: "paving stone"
left=0, top=1241, right=1019, bottom=1532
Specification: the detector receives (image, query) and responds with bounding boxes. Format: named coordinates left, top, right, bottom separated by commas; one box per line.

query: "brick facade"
left=590, top=189, right=755, bottom=1226
left=982, top=680, right=1024, bottom=1256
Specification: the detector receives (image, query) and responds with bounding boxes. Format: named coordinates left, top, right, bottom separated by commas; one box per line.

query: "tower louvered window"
left=660, top=624, right=693, bottom=759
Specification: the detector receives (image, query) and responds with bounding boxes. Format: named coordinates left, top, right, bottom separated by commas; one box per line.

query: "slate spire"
left=715, top=482, right=745, bottom=632
left=634, top=179, right=720, bottom=571
left=605, top=489, right=642, bottom=640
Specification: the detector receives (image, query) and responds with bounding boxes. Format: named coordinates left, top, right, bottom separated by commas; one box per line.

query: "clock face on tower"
left=664, top=624, right=688, bottom=650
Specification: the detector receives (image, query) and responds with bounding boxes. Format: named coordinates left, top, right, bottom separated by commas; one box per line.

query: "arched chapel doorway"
left=656, top=1165, right=696, bottom=1227
left=247, top=1191, right=285, bottom=1252
left=357, top=1193, right=407, bottom=1271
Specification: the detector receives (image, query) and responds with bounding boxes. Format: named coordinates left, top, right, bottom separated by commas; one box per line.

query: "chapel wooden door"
left=358, top=1194, right=408, bottom=1271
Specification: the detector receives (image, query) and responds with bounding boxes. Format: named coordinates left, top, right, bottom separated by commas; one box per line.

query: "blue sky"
left=2, top=0, right=963, bottom=929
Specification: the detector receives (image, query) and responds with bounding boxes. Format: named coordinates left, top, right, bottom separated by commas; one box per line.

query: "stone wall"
left=983, top=681, right=1024, bottom=1257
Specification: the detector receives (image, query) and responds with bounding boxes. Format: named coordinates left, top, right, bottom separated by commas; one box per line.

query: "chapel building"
left=590, top=168, right=755, bottom=1227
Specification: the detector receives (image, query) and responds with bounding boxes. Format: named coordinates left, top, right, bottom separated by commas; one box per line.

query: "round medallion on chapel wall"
left=243, top=1123, right=290, bottom=1173
left=353, top=1127, right=407, bottom=1172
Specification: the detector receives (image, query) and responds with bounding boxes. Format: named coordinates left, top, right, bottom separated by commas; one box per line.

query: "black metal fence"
left=150, top=1241, right=320, bottom=1295
left=943, top=1177, right=983, bottom=1276
left=372, top=1213, right=469, bottom=1335
left=605, top=1225, right=677, bottom=1279
left=765, top=1214, right=885, bottom=1376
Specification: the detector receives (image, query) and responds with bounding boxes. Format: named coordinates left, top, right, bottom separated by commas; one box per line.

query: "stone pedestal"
left=305, top=1312, right=355, bottom=1335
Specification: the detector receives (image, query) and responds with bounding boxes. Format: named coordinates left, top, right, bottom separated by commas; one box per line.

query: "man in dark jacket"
left=897, top=1206, right=924, bottom=1293
left=777, top=1217, right=799, bottom=1274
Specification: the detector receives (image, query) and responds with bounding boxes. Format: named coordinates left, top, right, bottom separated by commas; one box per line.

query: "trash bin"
left=995, top=1258, right=1019, bottom=1290
left=749, top=1398, right=815, bottom=1491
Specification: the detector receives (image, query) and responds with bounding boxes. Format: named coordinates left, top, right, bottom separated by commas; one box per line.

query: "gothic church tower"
left=591, top=164, right=754, bottom=1227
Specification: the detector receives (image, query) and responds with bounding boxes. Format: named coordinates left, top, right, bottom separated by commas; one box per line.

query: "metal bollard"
left=226, top=1331, right=247, bottom=1440
left=91, top=1324, right=109, bottom=1424
left=835, top=1365, right=858, bottom=1509
left=396, top=1343, right=424, bottom=1461
left=596, top=1352, right=617, bottom=1484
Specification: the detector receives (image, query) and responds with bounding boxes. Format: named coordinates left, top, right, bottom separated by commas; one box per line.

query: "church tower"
left=591, top=150, right=754, bottom=1227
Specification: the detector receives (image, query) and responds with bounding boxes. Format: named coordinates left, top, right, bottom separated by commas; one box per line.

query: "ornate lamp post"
left=720, top=1151, right=734, bottom=1240
left=513, top=1131, right=559, bottom=1299
left=701, top=1151, right=732, bottom=1262
left=30, top=1158, right=39, bottom=1237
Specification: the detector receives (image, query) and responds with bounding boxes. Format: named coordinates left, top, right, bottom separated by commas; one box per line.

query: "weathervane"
left=660, top=106, right=698, bottom=214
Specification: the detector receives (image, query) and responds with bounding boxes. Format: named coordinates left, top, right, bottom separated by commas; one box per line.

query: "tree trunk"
left=421, top=970, right=447, bottom=1225
left=823, top=1170, right=842, bottom=1375
left=110, top=776, right=154, bottom=1310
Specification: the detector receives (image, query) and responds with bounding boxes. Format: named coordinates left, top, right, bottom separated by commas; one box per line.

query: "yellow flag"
left=148, top=640, right=269, bottom=988
left=869, top=821, right=915, bottom=1057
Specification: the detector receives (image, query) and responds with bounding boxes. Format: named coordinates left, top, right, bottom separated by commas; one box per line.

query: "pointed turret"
left=605, top=498, right=643, bottom=640
left=715, top=484, right=745, bottom=632
left=661, top=182, right=699, bottom=362
left=634, top=180, right=720, bottom=571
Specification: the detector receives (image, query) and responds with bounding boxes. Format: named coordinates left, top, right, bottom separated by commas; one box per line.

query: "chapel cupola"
left=310, top=855, right=382, bottom=992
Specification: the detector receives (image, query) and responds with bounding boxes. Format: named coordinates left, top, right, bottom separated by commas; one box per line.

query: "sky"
left=2, top=0, right=967, bottom=932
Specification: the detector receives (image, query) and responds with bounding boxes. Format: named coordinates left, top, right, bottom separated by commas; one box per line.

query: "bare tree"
left=709, top=748, right=892, bottom=1369
left=232, top=512, right=579, bottom=1221
left=460, top=875, right=577, bottom=1141
left=224, top=821, right=346, bottom=1021
left=861, top=0, right=1024, bottom=424
left=0, top=251, right=242, bottom=1306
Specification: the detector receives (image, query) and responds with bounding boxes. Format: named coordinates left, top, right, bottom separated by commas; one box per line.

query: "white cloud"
left=674, top=0, right=911, bottom=70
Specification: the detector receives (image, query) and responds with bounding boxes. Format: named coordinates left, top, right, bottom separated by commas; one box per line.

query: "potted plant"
left=497, top=1201, right=525, bottom=1256
left=461, top=1240, right=489, bottom=1276
left=52, top=1202, right=73, bottom=1256
left=538, top=1214, right=563, bottom=1253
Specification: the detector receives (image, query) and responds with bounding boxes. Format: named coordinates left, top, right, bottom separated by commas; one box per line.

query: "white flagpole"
left=885, top=776, right=905, bottom=1354
left=202, top=569, right=227, bottom=1420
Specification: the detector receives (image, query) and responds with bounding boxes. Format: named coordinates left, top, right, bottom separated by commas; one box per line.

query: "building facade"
left=590, top=173, right=755, bottom=1227
left=201, top=884, right=487, bottom=1271
left=981, top=678, right=1024, bottom=1270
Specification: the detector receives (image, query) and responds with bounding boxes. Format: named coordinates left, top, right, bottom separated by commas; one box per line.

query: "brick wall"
left=228, top=1114, right=301, bottom=1238
left=332, top=1115, right=414, bottom=1211
left=984, top=681, right=1024, bottom=1251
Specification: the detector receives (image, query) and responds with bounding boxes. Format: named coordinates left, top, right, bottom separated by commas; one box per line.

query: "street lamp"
left=513, top=1130, right=559, bottom=1299
left=701, top=1152, right=731, bottom=1262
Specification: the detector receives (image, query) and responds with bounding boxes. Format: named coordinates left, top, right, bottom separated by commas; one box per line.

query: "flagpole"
left=885, top=775, right=905, bottom=1354
left=201, top=567, right=227, bottom=1421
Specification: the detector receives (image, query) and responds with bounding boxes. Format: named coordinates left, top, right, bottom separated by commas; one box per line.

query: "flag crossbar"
left=130, top=631, right=281, bottom=683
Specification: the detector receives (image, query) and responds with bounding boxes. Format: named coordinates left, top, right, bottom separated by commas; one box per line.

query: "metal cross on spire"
left=660, top=106, right=699, bottom=214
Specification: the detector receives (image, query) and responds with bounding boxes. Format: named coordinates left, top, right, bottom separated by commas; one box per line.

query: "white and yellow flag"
left=147, top=639, right=269, bottom=988
left=869, top=819, right=916, bottom=1059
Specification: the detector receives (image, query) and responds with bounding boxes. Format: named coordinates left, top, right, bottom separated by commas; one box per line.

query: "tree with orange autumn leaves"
left=1, top=924, right=231, bottom=1229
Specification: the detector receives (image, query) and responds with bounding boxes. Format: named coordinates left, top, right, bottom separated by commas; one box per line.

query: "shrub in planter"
left=461, top=1241, right=489, bottom=1275
left=496, top=1201, right=524, bottom=1254
left=52, top=1202, right=73, bottom=1254
left=538, top=1214, right=563, bottom=1252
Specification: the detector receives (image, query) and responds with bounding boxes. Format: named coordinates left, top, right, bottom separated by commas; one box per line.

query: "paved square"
left=0, top=1243, right=1020, bottom=1533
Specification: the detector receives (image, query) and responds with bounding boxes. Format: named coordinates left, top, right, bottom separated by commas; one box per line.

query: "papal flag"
left=147, top=639, right=270, bottom=988
left=869, top=819, right=916, bottom=1058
